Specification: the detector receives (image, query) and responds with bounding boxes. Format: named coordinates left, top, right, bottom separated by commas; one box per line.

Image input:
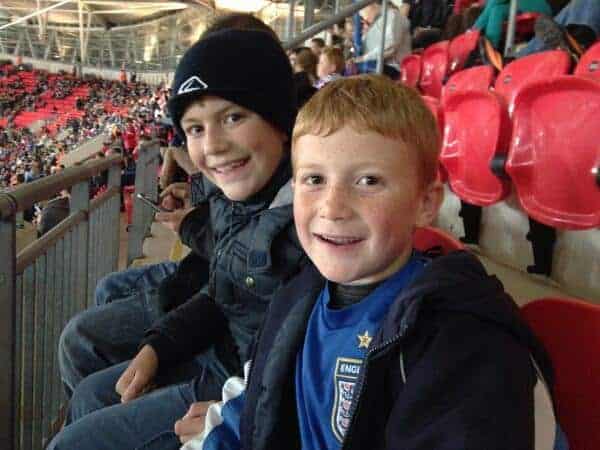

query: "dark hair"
left=200, top=13, right=279, bottom=41
left=311, top=37, right=325, bottom=48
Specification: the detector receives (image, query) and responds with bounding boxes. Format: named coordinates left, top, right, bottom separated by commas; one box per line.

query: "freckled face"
left=293, top=126, right=439, bottom=285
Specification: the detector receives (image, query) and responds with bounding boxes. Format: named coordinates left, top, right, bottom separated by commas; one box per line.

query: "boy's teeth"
left=216, top=159, right=246, bottom=173
left=320, top=235, right=361, bottom=245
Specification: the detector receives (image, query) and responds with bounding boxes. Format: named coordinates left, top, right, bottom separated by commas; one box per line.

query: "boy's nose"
left=203, top=126, right=228, bottom=155
left=319, top=185, right=353, bottom=221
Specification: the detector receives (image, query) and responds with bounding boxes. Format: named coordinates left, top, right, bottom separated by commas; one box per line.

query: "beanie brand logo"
left=178, top=76, right=208, bottom=95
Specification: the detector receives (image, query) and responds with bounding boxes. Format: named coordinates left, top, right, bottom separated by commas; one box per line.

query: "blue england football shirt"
left=295, top=255, right=427, bottom=449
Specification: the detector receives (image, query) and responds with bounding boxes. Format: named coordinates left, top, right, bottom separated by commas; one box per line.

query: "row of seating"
left=400, top=36, right=600, bottom=230
left=414, top=227, right=598, bottom=450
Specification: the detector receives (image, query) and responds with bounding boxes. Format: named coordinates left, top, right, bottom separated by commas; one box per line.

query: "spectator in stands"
left=310, top=37, right=326, bottom=57
left=315, top=46, right=345, bottom=89
left=350, top=0, right=411, bottom=79
left=37, top=189, right=69, bottom=237
left=181, top=74, right=570, bottom=450
left=291, top=47, right=319, bottom=106
left=473, top=0, right=553, bottom=48
left=49, top=28, right=308, bottom=450
left=517, top=0, right=600, bottom=57
left=405, top=0, right=450, bottom=49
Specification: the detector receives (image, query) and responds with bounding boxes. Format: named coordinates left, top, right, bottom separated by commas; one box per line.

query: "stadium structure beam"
left=24, top=27, right=38, bottom=58
left=303, top=0, right=315, bottom=29
left=107, top=32, right=115, bottom=66
left=13, top=30, right=23, bottom=55
left=44, top=29, right=56, bottom=58
left=286, top=0, right=296, bottom=40
left=0, top=0, right=73, bottom=31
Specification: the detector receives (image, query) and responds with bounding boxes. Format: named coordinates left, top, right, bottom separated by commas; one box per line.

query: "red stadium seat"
left=442, top=65, right=495, bottom=103
left=494, top=50, right=571, bottom=113
left=414, top=226, right=465, bottom=254
left=400, top=54, right=422, bottom=88
left=440, top=89, right=512, bottom=206
left=448, top=29, right=481, bottom=74
left=420, top=41, right=450, bottom=99
left=521, top=297, right=600, bottom=450
left=574, top=41, right=600, bottom=81
left=505, top=76, right=600, bottom=229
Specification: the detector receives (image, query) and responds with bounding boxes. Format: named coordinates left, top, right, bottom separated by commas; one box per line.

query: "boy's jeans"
left=58, top=261, right=178, bottom=396
left=47, top=349, right=228, bottom=450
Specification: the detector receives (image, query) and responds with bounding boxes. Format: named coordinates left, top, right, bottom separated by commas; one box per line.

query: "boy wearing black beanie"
left=49, top=29, right=308, bottom=450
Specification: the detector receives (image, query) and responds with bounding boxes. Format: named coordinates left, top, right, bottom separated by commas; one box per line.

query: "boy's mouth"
left=211, top=157, right=250, bottom=175
left=314, top=233, right=364, bottom=246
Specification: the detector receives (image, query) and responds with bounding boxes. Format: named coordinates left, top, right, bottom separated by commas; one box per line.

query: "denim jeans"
left=58, top=262, right=178, bottom=396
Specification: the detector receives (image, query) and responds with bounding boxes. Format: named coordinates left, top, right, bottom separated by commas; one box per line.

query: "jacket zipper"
left=341, top=325, right=408, bottom=450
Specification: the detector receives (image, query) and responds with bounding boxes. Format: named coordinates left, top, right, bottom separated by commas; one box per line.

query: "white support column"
left=44, top=29, right=56, bottom=59
left=54, top=30, right=63, bottom=60
left=83, top=8, right=93, bottom=63
left=24, top=28, right=38, bottom=58
left=78, top=0, right=86, bottom=64
left=107, top=32, right=115, bottom=67
left=14, top=30, right=23, bottom=56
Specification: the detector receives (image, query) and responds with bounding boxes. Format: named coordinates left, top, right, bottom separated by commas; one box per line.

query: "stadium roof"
left=0, top=1, right=214, bottom=30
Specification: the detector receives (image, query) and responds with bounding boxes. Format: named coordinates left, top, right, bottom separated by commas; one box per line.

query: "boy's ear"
left=290, top=178, right=295, bottom=191
left=415, top=180, right=444, bottom=228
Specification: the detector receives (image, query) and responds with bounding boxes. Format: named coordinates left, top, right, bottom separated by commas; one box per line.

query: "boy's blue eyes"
left=302, top=175, right=380, bottom=186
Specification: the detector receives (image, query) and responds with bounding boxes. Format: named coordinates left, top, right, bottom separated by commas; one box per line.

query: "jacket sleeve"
left=179, top=202, right=214, bottom=257
left=384, top=315, right=538, bottom=450
left=180, top=361, right=250, bottom=450
left=141, top=291, right=227, bottom=368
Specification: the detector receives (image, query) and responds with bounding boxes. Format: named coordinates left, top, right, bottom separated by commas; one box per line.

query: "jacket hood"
left=380, top=251, right=554, bottom=384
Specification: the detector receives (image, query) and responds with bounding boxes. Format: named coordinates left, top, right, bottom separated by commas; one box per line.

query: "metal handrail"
left=0, top=155, right=121, bottom=219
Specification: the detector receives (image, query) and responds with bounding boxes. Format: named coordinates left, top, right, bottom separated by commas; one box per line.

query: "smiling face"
left=181, top=96, right=286, bottom=201
left=293, top=126, right=442, bottom=285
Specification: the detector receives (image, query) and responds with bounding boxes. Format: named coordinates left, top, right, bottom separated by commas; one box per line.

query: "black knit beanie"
left=168, top=29, right=296, bottom=141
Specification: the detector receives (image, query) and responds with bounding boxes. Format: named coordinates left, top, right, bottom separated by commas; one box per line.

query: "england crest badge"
left=331, top=358, right=362, bottom=442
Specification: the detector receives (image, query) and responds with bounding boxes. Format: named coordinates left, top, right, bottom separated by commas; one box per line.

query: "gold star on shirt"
left=357, top=330, right=372, bottom=349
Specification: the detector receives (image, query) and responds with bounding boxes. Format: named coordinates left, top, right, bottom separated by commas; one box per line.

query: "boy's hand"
left=115, top=345, right=158, bottom=403
left=156, top=181, right=194, bottom=233
left=174, top=401, right=216, bottom=444
left=159, top=182, right=190, bottom=211
left=155, top=207, right=194, bottom=234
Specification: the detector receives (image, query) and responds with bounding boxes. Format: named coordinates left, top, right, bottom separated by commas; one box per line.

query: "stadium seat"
left=400, top=54, right=422, bottom=88
left=514, top=12, right=540, bottom=38
left=440, top=89, right=512, bottom=206
left=414, top=226, right=465, bottom=254
left=521, top=297, right=600, bottom=450
left=505, top=76, right=600, bottom=229
left=448, top=29, right=481, bottom=74
left=494, top=50, right=571, bottom=113
left=574, top=41, right=600, bottom=81
left=420, top=41, right=450, bottom=98
left=442, top=65, right=495, bottom=103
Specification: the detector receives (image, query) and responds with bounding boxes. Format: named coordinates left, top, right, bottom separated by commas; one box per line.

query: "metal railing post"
left=284, top=0, right=376, bottom=51
left=287, top=0, right=297, bottom=41
left=504, top=0, right=518, bottom=57
left=0, top=198, right=17, bottom=450
left=107, top=165, right=122, bottom=272
left=304, top=0, right=315, bottom=30
left=128, top=140, right=160, bottom=265
left=376, top=0, right=389, bottom=74
left=70, top=180, right=90, bottom=308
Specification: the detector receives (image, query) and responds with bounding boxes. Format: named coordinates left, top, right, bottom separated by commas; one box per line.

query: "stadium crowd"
left=2, top=1, right=599, bottom=448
